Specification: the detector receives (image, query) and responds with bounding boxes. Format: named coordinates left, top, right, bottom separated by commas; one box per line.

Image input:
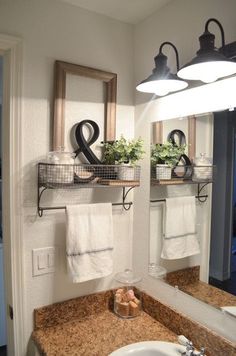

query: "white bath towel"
left=161, top=196, right=200, bottom=259
left=66, top=203, right=114, bottom=283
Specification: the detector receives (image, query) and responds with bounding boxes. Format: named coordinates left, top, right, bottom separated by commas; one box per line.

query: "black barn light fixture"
left=136, top=41, right=188, bottom=96
left=178, top=18, right=236, bottom=83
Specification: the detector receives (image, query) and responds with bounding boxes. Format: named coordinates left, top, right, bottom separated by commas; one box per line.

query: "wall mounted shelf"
left=37, top=163, right=141, bottom=217
left=151, top=178, right=213, bottom=186
left=150, top=180, right=212, bottom=203
left=150, top=164, right=215, bottom=203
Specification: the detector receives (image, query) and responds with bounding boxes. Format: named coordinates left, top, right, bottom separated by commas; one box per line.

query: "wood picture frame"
left=152, top=116, right=196, bottom=161
left=53, top=60, right=117, bottom=150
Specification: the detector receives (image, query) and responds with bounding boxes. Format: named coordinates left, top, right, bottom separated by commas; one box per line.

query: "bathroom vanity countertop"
left=166, top=266, right=236, bottom=309
left=32, top=290, right=236, bottom=356
left=32, top=309, right=178, bottom=356
left=179, top=280, right=236, bottom=309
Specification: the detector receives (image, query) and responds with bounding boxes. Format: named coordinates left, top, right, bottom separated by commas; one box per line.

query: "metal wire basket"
left=38, top=163, right=141, bottom=188
left=151, top=164, right=214, bottom=183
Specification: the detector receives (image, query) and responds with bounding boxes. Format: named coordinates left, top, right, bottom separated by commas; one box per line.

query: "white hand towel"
left=66, top=203, right=114, bottom=283
left=161, top=196, right=200, bottom=260
left=164, top=196, right=197, bottom=238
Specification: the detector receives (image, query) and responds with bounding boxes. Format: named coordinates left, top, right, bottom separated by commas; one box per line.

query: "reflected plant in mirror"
left=151, top=141, right=186, bottom=180
left=149, top=112, right=236, bottom=319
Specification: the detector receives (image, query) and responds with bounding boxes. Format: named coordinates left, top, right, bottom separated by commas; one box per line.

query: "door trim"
left=0, top=34, right=24, bottom=356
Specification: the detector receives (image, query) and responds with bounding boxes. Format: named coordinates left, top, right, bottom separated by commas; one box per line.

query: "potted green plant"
left=151, top=141, right=186, bottom=180
left=103, top=136, right=145, bottom=180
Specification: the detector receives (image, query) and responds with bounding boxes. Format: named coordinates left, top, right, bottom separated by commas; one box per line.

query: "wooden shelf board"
left=151, top=179, right=213, bottom=186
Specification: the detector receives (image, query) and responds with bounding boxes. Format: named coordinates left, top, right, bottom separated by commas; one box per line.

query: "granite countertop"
left=180, top=281, right=236, bottom=309
left=32, top=290, right=236, bottom=356
left=33, top=310, right=178, bottom=356
left=166, top=266, right=236, bottom=309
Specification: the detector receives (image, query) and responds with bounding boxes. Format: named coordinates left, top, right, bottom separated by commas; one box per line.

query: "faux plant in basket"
left=151, top=141, right=186, bottom=180
left=103, top=136, right=145, bottom=180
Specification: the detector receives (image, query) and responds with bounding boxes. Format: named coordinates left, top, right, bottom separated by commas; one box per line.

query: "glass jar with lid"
left=192, top=153, right=213, bottom=181
left=48, top=149, right=75, bottom=164
left=148, top=263, right=167, bottom=280
left=113, top=269, right=142, bottom=319
left=46, top=147, right=76, bottom=184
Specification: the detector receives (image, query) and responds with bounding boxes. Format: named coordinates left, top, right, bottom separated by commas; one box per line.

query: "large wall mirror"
left=149, top=111, right=236, bottom=318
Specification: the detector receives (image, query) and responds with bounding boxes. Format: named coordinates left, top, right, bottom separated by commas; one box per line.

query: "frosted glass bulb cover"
left=178, top=61, right=236, bottom=83
left=136, top=79, right=188, bottom=95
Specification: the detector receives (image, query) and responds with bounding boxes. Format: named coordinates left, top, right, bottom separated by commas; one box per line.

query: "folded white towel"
left=161, top=196, right=200, bottom=259
left=164, top=196, right=196, bottom=238
left=66, top=203, right=114, bottom=283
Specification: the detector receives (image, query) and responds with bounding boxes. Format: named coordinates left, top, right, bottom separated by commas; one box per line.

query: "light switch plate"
left=32, top=247, right=57, bottom=276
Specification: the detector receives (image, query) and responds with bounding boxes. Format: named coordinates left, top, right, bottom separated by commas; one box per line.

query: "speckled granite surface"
left=166, top=266, right=200, bottom=286
left=143, top=293, right=236, bottom=356
left=33, top=310, right=178, bottom=356
left=179, top=281, right=236, bottom=308
left=34, top=290, right=113, bottom=330
left=166, top=266, right=236, bottom=309
left=32, top=290, right=236, bottom=356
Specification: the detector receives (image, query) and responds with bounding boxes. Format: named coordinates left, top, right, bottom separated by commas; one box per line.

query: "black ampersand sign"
left=168, top=129, right=186, bottom=147
left=168, top=129, right=193, bottom=178
left=74, top=120, right=102, bottom=164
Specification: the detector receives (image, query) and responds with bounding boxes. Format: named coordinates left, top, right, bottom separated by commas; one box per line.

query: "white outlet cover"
left=32, top=247, right=58, bottom=277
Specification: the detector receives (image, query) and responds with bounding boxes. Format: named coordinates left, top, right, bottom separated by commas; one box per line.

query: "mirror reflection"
left=149, top=111, right=236, bottom=318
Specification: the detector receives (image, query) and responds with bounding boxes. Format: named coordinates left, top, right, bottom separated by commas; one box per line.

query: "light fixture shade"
left=178, top=18, right=236, bottom=83
left=178, top=60, right=236, bottom=84
left=136, top=44, right=188, bottom=96
left=136, top=74, right=188, bottom=96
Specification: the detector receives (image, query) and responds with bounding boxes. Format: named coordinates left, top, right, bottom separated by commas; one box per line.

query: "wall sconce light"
left=178, top=18, right=236, bottom=83
left=136, top=41, right=188, bottom=96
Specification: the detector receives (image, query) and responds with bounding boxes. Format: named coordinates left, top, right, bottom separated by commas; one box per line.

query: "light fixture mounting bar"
left=159, top=41, right=180, bottom=71
left=205, top=18, right=225, bottom=47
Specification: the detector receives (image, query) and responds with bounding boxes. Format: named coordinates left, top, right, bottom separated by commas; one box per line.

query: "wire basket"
left=192, top=165, right=213, bottom=182
left=38, top=163, right=141, bottom=188
left=151, top=164, right=215, bottom=183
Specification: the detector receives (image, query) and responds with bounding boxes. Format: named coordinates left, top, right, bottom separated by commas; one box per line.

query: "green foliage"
left=103, top=136, right=145, bottom=165
left=151, top=141, right=186, bottom=167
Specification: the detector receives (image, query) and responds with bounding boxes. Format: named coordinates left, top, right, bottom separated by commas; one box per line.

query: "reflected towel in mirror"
left=161, top=196, right=200, bottom=259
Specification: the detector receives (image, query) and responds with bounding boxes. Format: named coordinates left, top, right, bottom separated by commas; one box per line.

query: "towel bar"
left=37, top=186, right=134, bottom=217
left=38, top=201, right=133, bottom=217
left=150, top=182, right=210, bottom=204
left=150, top=195, right=208, bottom=204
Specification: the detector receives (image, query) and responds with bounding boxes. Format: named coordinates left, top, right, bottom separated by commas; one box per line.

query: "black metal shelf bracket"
left=37, top=186, right=135, bottom=217
left=197, top=182, right=209, bottom=203
left=37, top=187, right=47, bottom=217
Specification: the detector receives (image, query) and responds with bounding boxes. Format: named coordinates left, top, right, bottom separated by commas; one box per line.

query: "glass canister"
left=113, top=269, right=142, bottom=319
left=192, top=153, right=213, bottom=181
left=148, top=263, right=167, bottom=280
left=46, top=148, right=76, bottom=184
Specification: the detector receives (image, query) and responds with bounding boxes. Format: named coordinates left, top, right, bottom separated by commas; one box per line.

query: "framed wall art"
left=53, top=60, right=117, bottom=160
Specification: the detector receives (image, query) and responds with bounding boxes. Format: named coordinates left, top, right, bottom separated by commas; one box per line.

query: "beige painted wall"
left=0, top=0, right=135, bottom=352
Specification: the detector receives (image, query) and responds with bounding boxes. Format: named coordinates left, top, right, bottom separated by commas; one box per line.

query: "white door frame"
left=0, top=34, right=24, bottom=356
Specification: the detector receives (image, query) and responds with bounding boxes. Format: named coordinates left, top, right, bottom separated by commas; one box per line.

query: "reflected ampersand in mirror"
left=149, top=112, right=236, bottom=318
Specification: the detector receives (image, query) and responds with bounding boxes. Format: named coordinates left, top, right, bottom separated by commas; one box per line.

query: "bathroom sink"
left=109, top=341, right=186, bottom=355
left=221, top=306, right=236, bottom=317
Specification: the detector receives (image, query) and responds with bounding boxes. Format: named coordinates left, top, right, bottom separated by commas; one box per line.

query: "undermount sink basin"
left=109, top=341, right=186, bottom=356
left=221, top=306, right=236, bottom=317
